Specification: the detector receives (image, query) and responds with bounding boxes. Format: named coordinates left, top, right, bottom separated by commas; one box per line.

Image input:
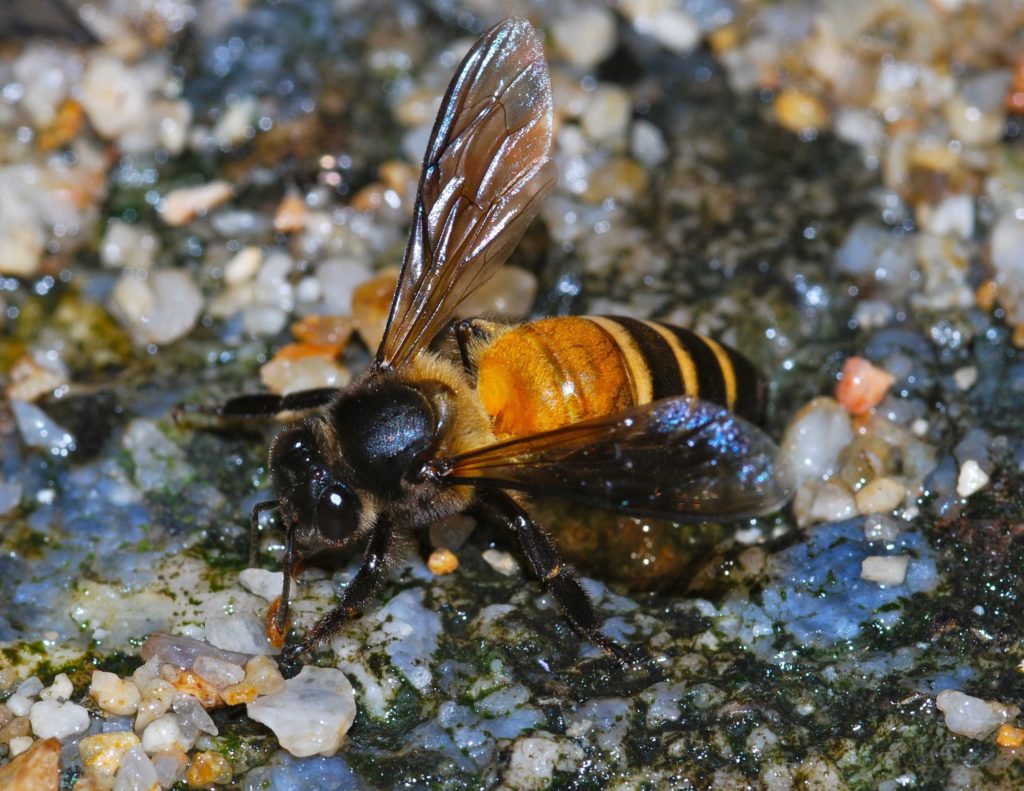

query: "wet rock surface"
left=1, top=0, right=1024, bottom=789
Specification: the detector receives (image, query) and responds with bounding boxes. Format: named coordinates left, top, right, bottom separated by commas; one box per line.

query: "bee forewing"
left=375, top=17, right=555, bottom=371
left=433, top=395, right=796, bottom=522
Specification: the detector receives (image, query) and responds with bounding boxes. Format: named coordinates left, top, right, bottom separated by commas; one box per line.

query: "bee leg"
left=479, top=491, right=636, bottom=665
left=282, top=517, right=397, bottom=662
left=451, top=318, right=501, bottom=374
left=174, top=387, right=339, bottom=423
left=248, top=499, right=278, bottom=567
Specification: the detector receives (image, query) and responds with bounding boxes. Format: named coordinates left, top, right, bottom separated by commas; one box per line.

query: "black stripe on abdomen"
left=600, top=316, right=683, bottom=401
left=656, top=323, right=728, bottom=408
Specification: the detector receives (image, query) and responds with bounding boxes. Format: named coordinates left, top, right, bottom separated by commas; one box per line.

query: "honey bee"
left=194, top=18, right=793, bottom=662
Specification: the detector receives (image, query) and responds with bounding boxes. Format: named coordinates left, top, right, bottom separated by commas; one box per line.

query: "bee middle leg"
left=477, top=490, right=635, bottom=664
left=174, top=387, right=339, bottom=423
left=282, top=516, right=397, bottom=661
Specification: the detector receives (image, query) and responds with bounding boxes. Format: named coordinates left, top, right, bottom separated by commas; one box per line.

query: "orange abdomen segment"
left=476, top=317, right=635, bottom=439
left=476, top=315, right=766, bottom=440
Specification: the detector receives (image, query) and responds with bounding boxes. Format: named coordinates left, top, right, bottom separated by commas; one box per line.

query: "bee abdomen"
left=587, top=316, right=765, bottom=424
left=475, top=316, right=766, bottom=441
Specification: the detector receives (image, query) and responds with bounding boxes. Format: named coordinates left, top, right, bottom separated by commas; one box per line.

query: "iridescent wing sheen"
left=428, top=396, right=795, bottom=522
left=374, top=17, right=556, bottom=371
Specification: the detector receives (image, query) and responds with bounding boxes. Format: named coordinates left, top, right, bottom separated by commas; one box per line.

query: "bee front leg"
left=174, top=387, right=339, bottom=423
left=282, top=516, right=397, bottom=662
left=477, top=490, right=637, bottom=665
left=450, top=318, right=502, bottom=374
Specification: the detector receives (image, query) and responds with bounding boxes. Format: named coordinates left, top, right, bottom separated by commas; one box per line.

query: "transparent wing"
left=428, top=396, right=795, bottom=522
left=374, top=17, right=555, bottom=371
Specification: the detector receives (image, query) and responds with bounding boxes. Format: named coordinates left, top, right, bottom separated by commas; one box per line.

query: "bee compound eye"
left=315, top=484, right=359, bottom=543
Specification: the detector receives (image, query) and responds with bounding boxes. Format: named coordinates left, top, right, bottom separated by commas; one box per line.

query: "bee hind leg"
left=173, top=387, right=339, bottom=423
left=478, top=490, right=638, bottom=666
left=451, top=318, right=502, bottom=374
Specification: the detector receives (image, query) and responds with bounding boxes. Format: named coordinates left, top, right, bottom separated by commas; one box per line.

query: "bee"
left=193, top=18, right=793, bottom=662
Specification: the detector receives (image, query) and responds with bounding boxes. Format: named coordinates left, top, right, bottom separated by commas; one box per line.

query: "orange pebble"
left=997, top=724, right=1024, bottom=748
left=351, top=268, right=400, bottom=350
left=221, top=681, right=259, bottom=706
left=835, top=357, right=896, bottom=416
left=291, top=314, right=354, bottom=349
left=427, top=548, right=460, bottom=576
left=273, top=192, right=308, bottom=234
left=186, top=751, right=233, bottom=787
left=265, top=597, right=290, bottom=649
left=165, top=669, right=221, bottom=709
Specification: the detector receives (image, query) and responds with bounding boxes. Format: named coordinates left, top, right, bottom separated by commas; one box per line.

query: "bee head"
left=269, top=422, right=363, bottom=553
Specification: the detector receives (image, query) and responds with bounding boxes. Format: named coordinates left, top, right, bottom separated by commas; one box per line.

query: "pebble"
left=936, top=690, right=1020, bottom=739
left=9, top=736, right=33, bottom=756
left=204, top=613, right=278, bottom=656
left=621, top=0, right=701, bottom=54
left=110, top=270, right=203, bottom=346
left=551, top=8, right=616, bottom=70
left=990, top=215, right=1024, bottom=326
left=925, top=194, right=975, bottom=239
left=223, top=655, right=285, bottom=706
left=100, top=220, right=159, bottom=270
left=6, top=694, right=35, bottom=718
left=0, top=478, right=20, bottom=516
left=774, top=88, right=830, bottom=134
left=191, top=655, right=245, bottom=689
left=246, top=666, right=357, bottom=758
left=242, top=305, right=289, bottom=337
left=780, top=397, right=854, bottom=484
left=259, top=344, right=351, bottom=396
left=141, top=714, right=193, bottom=755
left=854, top=476, right=906, bottom=515
left=172, top=694, right=218, bottom=736
left=90, top=671, right=141, bottom=716
left=631, top=119, right=669, bottom=167
left=836, top=357, right=896, bottom=415
left=223, top=246, right=263, bottom=286
left=501, top=735, right=577, bottom=791
left=996, top=724, right=1024, bottom=748
left=428, top=548, right=460, bottom=576
left=317, top=257, right=375, bottom=315
left=238, top=569, right=286, bottom=602
left=115, top=744, right=160, bottom=791
left=78, top=731, right=143, bottom=786
left=863, top=514, right=901, bottom=543
left=455, top=266, right=538, bottom=320
left=291, top=315, right=354, bottom=348
left=793, top=479, right=856, bottom=528
left=11, top=400, right=76, bottom=457
left=6, top=356, right=68, bottom=403
left=186, top=750, right=233, bottom=786
left=956, top=460, right=989, bottom=498
left=581, top=86, right=632, bottom=142
left=0, top=736, right=59, bottom=790
left=80, top=55, right=148, bottom=141
left=945, top=71, right=1011, bottom=148
left=482, top=549, right=520, bottom=577
left=274, top=192, right=309, bottom=234
left=140, top=633, right=252, bottom=671
left=582, top=157, right=649, bottom=204
left=159, top=181, right=233, bottom=226
left=351, top=268, right=400, bottom=349
left=213, top=96, right=256, bottom=147
left=160, top=667, right=221, bottom=710
left=39, top=674, right=73, bottom=702
left=860, top=555, right=909, bottom=586
left=151, top=748, right=189, bottom=788
left=28, top=699, right=90, bottom=740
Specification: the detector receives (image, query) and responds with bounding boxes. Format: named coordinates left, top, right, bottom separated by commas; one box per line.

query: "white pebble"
left=28, top=699, right=91, bottom=740
left=581, top=86, right=632, bottom=142
left=11, top=400, right=76, bottom=456
left=482, top=549, right=520, bottom=577
left=317, top=257, right=373, bottom=315
left=150, top=748, right=189, bottom=788
left=192, top=655, right=245, bottom=689
left=551, top=8, right=616, bottom=70
left=860, top=555, right=909, bottom=586
left=114, top=744, right=160, bottom=791
left=854, top=476, right=906, bottom=515
left=926, top=194, right=975, bottom=239
left=242, top=305, right=288, bottom=337
left=110, top=270, right=203, bottom=346
left=936, top=690, right=1019, bottom=739
left=6, top=693, right=33, bottom=717
left=0, top=478, right=21, bottom=516
left=141, top=714, right=193, bottom=754
left=159, top=181, right=233, bottom=226
left=224, top=246, right=263, bottom=285
left=213, top=96, right=257, bottom=147
left=953, top=366, right=977, bottom=391
left=780, top=397, right=854, bottom=484
left=991, top=216, right=1024, bottom=325
left=90, top=671, right=141, bottom=715
left=171, top=694, right=218, bottom=736
left=957, top=460, right=989, bottom=498
left=863, top=514, right=901, bottom=543
left=502, top=736, right=562, bottom=791
left=238, top=569, right=285, bottom=602
left=9, top=736, right=33, bottom=757
left=39, top=673, right=73, bottom=702
left=81, top=54, right=148, bottom=140
left=101, top=220, right=159, bottom=269
left=205, top=614, right=278, bottom=655
left=247, top=666, right=356, bottom=758
left=621, top=0, right=700, bottom=54
left=793, top=480, right=856, bottom=528
left=631, top=120, right=668, bottom=167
